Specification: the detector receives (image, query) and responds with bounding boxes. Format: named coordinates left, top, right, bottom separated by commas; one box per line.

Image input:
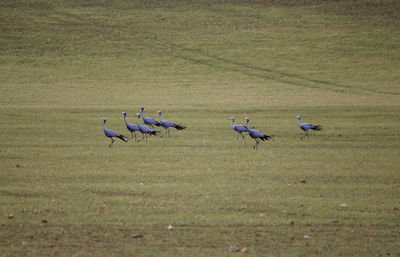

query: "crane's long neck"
left=137, top=116, right=141, bottom=126
left=123, top=115, right=128, bottom=125
left=103, top=120, right=106, bottom=130
left=140, top=108, right=144, bottom=117
left=297, top=118, right=301, bottom=126
left=246, top=119, right=249, bottom=129
left=230, top=119, right=234, bottom=128
left=158, top=112, right=162, bottom=122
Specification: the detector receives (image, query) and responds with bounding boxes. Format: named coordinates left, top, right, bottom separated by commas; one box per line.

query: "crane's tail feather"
left=154, top=122, right=162, bottom=126
left=117, top=135, right=126, bottom=142
left=260, top=135, right=273, bottom=141
left=311, top=125, right=322, bottom=131
left=150, top=130, right=160, bottom=136
left=173, top=123, right=186, bottom=130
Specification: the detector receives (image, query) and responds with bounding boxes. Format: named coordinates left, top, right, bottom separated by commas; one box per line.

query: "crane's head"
left=140, top=106, right=144, bottom=111
left=245, top=117, right=250, bottom=122
left=102, top=117, right=106, bottom=122
left=158, top=110, right=162, bottom=115
left=230, top=117, right=235, bottom=121
left=136, top=113, right=141, bottom=118
left=122, top=112, right=127, bottom=116
left=296, top=115, right=301, bottom=120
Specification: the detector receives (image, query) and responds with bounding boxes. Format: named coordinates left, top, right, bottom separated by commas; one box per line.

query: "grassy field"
left=1, top=0, right=400, bottom=256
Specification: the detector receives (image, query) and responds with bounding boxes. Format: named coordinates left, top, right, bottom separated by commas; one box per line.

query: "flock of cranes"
left=230, top=117, right=274, bottom=150
left=230, top=116, right=322, bottom=149
left=102, top=106, right=186, bottom=148
left=102, top=106, right=323, bottom=150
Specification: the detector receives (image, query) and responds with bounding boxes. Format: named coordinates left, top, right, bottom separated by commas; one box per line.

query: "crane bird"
left=140, top=106, right=161, bottom=128
left=296, top=115, right=322, bottom=140
left=245, top=117, right=272, bottom=150
left=136, top=113, right=159, bottom=142
left=230, top=117, right=248, bottom=144
left=102, top=117, right=126, bottom=148
left=122, top=112, right=140, bottom=142
left=157, top=110, right=186, bottom=137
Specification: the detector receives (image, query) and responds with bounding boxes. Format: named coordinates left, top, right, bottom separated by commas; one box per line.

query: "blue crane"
left=122, top=112, right=140, bottom=142
left=296, top=115, right=322, bottom=140
left=157, top=111, right=186, bottom=137
left=245, top=117, right=272, bottom=150
left=136, top=113, right=159, bottom=142
left=102, top=117, right=126, bottom=148
left=230, top=117, right=248, bottom=144
left=140, top=106, right=161, bottom=128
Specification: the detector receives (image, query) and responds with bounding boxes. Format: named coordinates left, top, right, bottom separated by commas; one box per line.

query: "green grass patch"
left=1, top=0, right=399, bottom=256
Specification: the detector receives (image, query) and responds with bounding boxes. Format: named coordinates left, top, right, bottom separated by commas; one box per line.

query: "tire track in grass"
left=165, top=42, right=400, bottom=96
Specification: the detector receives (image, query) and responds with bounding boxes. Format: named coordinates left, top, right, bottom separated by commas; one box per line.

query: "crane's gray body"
left=136, top=113, right=159, bottom=142
left=245, top=117, right=272, bottom=150
left=158, top=111, right=186, bottom=137
left=140, top=106, right=161, bottom=128
left=122, top=112, right=140, bottom=142
left=296, top=115, right=322, bottom=140
left=102, top=117, right=126, bottom=148
left=230, top=117, right=248, bottom=144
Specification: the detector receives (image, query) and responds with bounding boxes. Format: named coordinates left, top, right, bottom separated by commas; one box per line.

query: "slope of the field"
left=1, top=0, right=399, bottom=256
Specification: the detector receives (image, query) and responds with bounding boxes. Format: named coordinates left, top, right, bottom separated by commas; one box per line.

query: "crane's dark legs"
left=234, top=133, right=240, bottom=144
left=234, top=132, right=246, bottom=144
left=126, top=132, right=137, bottom=142
left=137, top=132, right=152, bottom=143
left=253, top=138, right=260, bottom=150
left=109, top=138, right=115, bottom=148
left=161, top=128, right=170, bottom=138
left=126, top=134, right=133, bottom=142
left=137, top=133, right=145, bottom=142
left=240, top=132, right=246, bottom=143
left=300, top=131, right=309, bottom=140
